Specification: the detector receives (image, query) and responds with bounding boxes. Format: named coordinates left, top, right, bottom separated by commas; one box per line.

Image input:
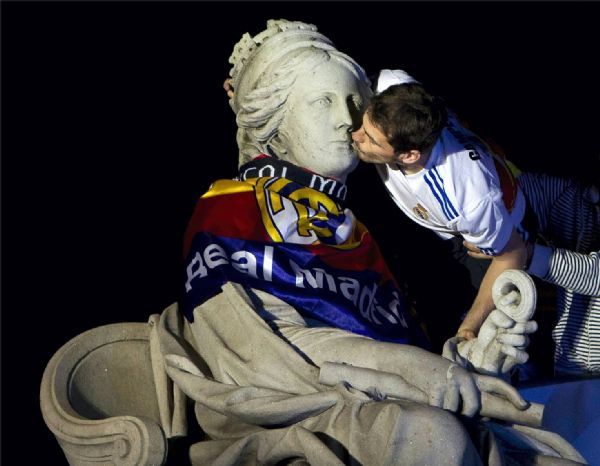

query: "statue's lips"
left=331, top=141, right=356, bottom=154
left=331, top=141, right=354, bottom=146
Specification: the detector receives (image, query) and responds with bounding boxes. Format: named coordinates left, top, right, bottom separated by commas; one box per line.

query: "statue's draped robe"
left=156, top=160, right=586, bottom=465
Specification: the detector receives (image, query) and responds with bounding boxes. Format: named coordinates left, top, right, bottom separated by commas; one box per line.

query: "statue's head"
left=228, top=19, right=372, bottom=182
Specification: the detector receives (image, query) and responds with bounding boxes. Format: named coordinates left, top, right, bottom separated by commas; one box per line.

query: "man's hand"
left=463, top=240, right=493, bottom=260
left=465, top=239, right=535, bottom=270
left=223, top=77, right=234, bottom=99
left=456, top=328, right=477, bottom=340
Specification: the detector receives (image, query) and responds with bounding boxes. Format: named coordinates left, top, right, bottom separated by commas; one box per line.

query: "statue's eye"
left=313, top=96, right=332, bottom=108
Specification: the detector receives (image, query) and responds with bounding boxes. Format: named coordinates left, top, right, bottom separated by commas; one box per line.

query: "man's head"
left=352, top=83, right=447, bottom=170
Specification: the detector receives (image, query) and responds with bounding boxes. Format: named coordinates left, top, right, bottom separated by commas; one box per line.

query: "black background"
left=2, top=1, right=600, bottom=464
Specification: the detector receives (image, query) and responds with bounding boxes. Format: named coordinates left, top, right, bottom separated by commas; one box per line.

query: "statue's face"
left=277, top=59, right=366, bottom=181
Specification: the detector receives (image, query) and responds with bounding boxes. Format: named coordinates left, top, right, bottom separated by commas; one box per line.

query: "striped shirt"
left=521, top=173, right=600, bottom=375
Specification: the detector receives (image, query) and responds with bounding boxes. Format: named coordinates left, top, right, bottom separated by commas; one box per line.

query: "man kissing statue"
left=155, top=20, right=586, bottom=465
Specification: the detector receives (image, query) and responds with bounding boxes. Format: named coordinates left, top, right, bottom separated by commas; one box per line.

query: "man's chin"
left=350, top=144, right=363, bottom=159
left=356, top=151, right=373, bottom=163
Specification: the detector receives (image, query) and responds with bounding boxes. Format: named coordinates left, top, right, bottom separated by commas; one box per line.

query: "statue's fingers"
left=442, top=338, right=459, bottom=361
left=500, top=344, right=529, bottom=364
left=497, top=333, right=529, bottom=348
left=458, top=378, right=480, bottom=417
left=499, top=290, right=520, bottom=308
left=443, top=383, right=460, bottom=413
left=429, top=387, right=445, bottom=409
left=500, top=355, right=518, bottom=374
left=504, top=321, right=538, bottom=335
left=489, top=309, right=515, bottom=328
left=478, top=375, right=528, bottom=410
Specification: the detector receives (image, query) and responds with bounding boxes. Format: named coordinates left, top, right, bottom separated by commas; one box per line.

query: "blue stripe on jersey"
left=430, top=167, right=459, bottom=218
left=424, top=172, right=454, bottom=220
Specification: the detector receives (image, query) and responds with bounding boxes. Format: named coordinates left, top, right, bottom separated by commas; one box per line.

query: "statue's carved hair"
left=227, top=19, right=370, bottom=165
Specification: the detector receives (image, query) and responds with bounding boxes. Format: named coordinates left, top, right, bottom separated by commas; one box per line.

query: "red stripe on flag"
left=183, top=191, right=269, bottom=257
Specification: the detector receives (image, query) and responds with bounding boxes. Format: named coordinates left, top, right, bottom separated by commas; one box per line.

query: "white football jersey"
left=377, top=114, right=525, bottom=256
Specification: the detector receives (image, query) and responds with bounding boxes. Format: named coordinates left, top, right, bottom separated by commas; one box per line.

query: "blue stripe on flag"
left=181, top=233, right=420, bottom=345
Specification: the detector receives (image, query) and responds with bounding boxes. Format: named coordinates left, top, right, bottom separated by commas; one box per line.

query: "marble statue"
left=40, top=19, right=588, bottom=465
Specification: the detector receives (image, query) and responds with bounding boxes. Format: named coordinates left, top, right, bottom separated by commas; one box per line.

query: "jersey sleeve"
left=458, top=193, right=514, bottom=256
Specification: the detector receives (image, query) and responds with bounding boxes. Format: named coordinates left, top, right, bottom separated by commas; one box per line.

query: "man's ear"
left=397, top=150, right=421, bottom=164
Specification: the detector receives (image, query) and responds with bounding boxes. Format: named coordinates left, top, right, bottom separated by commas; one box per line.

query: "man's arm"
left=457, top=229, right=528, bottom=340
left=528, top=245, right=600, bottom=296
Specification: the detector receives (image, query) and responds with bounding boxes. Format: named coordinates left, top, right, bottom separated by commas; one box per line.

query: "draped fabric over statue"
left=181, top=156, right=428, bottom=347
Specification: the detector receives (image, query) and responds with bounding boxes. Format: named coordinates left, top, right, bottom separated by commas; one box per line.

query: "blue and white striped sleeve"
left=528, top=244, right=600, bottom=296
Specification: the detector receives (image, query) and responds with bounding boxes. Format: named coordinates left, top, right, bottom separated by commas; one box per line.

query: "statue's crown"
left=228, top=19, right=336, bottom=109
left=228, top=19, right=330, bottom=80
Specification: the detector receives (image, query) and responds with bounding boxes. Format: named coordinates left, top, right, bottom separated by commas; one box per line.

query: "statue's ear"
left=237, top=129, right=265, bottom=165
left=267, top=134, right=288, bottom=157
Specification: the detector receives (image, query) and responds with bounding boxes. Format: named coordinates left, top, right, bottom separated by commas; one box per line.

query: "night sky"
left=3, top=2, right=600, bottom=464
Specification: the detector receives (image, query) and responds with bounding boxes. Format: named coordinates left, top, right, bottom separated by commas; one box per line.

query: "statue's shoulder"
left=200, top=178, right=256, bottom=200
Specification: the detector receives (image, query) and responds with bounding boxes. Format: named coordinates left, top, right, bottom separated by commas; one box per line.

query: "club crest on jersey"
left=412, top=203, right=429, bottom=221
left=254, top=177, right=356, bottom=247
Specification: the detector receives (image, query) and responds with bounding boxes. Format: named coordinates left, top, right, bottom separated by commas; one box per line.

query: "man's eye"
left=348, top=94, right=364, bottom=129
left=350, top=94, right=363, bottom=110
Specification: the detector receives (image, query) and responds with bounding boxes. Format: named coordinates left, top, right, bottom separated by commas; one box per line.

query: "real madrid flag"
left=181, top=157, right=428, bottom=347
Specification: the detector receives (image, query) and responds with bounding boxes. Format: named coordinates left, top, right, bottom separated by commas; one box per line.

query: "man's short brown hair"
left=368, top=83, right=448, bottom=154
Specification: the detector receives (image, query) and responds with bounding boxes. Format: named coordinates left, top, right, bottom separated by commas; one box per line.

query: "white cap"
left=375, top=69, right=419, bottom=94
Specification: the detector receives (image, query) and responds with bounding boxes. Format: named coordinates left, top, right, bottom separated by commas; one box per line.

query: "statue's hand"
left=428, top=364, right=528, bottom=417
left=495, top=317, right=537, bottom=363
left=474, top=372, right=529, bottom=412
left=449, top=307, right=538, bottom=377
left=470, top=309, right=538, bottom=376
left=442, top=335, right=472, bottom=369
left=427, top=363, right=482, bottom=416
